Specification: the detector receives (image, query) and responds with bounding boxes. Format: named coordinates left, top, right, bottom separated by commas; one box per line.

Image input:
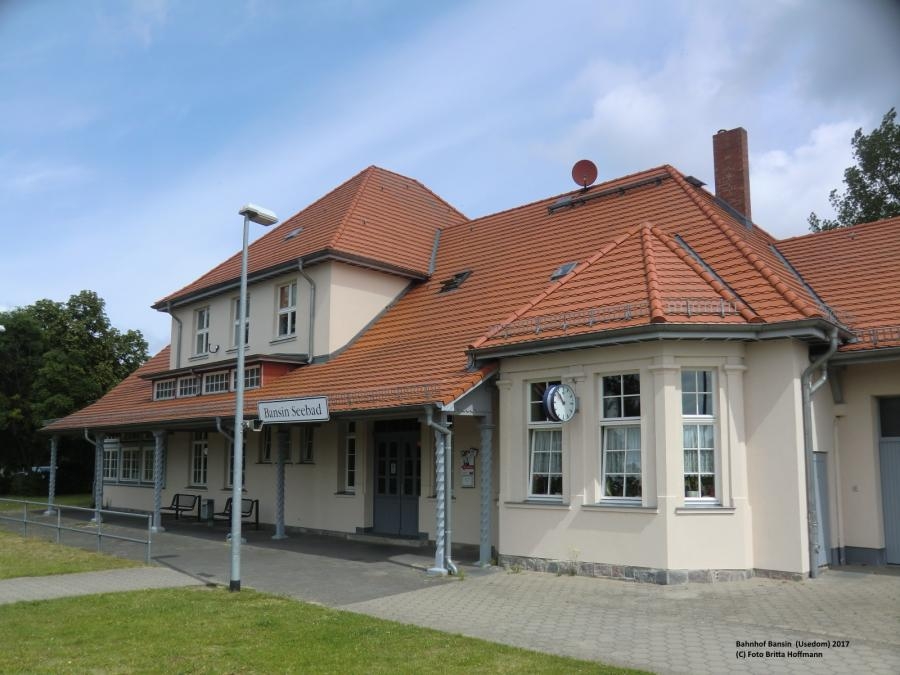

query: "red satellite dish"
left=571, top=159, right=598, bottom=188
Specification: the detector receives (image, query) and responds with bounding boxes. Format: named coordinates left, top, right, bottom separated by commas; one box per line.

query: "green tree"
left=808, top=107, right=900, bottom=232
left=0, top=291, right=148, bottom=475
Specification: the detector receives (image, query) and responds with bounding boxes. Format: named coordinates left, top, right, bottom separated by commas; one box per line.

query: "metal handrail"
left=0, top=498, right=152, bottom=564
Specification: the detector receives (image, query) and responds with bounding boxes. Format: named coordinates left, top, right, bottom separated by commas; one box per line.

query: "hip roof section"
left=154, top=166, right=467, bottom=308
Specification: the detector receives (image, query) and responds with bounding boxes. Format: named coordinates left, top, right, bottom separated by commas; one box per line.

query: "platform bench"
left=213, top=497, right=260, bottom=530
left=160, top=493, right=201, bottom=521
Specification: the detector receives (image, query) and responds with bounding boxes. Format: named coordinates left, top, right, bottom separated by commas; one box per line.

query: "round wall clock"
left=542, top=383, right=577, bottom=422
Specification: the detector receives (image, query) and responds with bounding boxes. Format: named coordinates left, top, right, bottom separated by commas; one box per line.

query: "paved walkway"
left=3, top=515, right=900, bottom=674
left=0, top=567, right=201, bottom=605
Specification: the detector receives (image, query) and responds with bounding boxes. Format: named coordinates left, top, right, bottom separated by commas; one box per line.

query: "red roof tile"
left=154, top=166, right=467, bottom=307
left=47, top=163, right=849, bottom=433
left=778, top=216, right=900, bottom=351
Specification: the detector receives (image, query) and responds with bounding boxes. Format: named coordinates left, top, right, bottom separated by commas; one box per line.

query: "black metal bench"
left=160, top=493, right=201, bottom=521
left=213, top=497, right=259, bottom=530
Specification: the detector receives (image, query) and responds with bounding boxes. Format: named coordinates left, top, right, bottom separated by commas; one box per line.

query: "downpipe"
left=801, top=328, right=839, bottom=579
left=297, top=261, right=316, bottom=363
left=425, top=407, right=458, bottom=575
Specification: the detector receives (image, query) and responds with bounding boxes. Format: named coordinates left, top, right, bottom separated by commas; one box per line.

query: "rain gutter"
left=165, top=302, right=182, bottom=368
left=297, top=261, right=316, bottom=364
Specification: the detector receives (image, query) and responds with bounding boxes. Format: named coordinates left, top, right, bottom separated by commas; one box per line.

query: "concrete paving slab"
left=0, top=567, right=202, bottom=605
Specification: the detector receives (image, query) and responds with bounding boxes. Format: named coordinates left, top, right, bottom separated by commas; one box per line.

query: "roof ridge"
left=470, top=224, right=643, bottom=348
left=649, top=225, right=762, bottom=323
left=372, top=166, right=469, bottom=224
left=640, top=224, right=666, bottom=323
left=443, top=165, right=672, bottom=233
left=666, top=165, right=820, bottom=319
left=778, top=215, right=900, bottom=244
left=330, top=166, right=377, bottom=250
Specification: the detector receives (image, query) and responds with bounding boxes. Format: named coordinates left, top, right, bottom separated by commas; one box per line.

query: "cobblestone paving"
left=341, top=568, right=900, bottom=675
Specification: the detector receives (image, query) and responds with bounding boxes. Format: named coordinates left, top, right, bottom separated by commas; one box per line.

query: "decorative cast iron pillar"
left=92, top=432, right=106, bottom=523
left=151, top=430, right=166, bottom=533
left=478, top=415, right=495, bottom=567
left=273, top=428, right=289, bottom=540
left=45, top=435, right=59, bottom=515
left=429, top=426, right=447, bottom=575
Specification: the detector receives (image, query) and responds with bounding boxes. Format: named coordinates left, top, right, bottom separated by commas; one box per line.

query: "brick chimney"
left=712, top=127, right=751, bottom=221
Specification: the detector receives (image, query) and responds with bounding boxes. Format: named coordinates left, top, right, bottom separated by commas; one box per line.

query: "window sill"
left=334, top=491, right=356, bottom=497
left=504, top=500, right=570, bottom=510
left=188, top=354, right=210, bottom=362
left=186, top=486, right=208, bottom=491
left=675, top=504, right=734, bottom=515
left=270, top=335, right=297, bottom=345
left=221, top=487, right=247, bottom=493
left=582, top=503, right=658, bottom=514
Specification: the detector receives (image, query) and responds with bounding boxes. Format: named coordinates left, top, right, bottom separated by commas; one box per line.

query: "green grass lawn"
left=0, top=530, right=140, bottom=580
left=0, top=587, right=646, bottom=674
left=0, top=493, right=93, bottom=512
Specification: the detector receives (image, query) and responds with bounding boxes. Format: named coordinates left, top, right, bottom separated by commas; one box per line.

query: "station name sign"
left=257, top=397, right=330, bottom=424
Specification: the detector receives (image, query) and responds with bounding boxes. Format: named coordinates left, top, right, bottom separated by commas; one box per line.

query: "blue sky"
left=1, top=0, right=898, bottom=353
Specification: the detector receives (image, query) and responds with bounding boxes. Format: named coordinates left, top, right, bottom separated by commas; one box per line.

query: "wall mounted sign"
left=257, top=397, right=330, bottom=424
left=461, top=447, right=478, bottom=488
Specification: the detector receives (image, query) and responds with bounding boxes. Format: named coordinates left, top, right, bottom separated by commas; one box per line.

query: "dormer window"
left=277, top=281, right=297, bottom=337
left=439, top=270, right=472, bottom=293
left=153, top=379, right=176, bottom=401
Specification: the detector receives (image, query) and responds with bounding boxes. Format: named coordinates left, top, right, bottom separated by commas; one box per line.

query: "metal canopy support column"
left=272, top=428, right=289, bottom=540
left=44, top=435, right=59, bottom=515
left=151, top=430, right=166, bottom=533
left=478, top=414, right=494, bottom=567
left=427, top=408, right=448, bottom=576
left=90, top=431, right=106, bottom=523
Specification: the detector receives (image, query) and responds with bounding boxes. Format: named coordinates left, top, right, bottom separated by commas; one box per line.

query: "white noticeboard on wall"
left=257, top=397, right=330, bottom=424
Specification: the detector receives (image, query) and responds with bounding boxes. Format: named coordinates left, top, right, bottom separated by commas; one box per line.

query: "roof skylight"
left=439, top=270, right=472, bottom=293
left=551, top=261, right=578, bottom=280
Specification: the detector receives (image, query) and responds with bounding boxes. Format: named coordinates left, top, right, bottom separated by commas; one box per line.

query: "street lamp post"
left=231, top=203, right=278, bottom=592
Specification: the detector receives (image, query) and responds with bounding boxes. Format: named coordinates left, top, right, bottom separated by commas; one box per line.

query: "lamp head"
left=239, top=203, right=278, bottom=226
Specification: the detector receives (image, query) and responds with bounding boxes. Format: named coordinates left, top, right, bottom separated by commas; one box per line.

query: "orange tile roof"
left=47, top=163, right=848, bottom=433
left=777, top=216, right=900, bottom=352
left=154, top=166, right=467, bottom=307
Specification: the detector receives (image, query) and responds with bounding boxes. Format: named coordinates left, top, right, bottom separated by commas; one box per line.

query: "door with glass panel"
left=373, top=420, right=421, bottom=537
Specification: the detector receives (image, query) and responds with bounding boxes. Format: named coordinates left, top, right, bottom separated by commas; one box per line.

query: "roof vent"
left=684, top=176, right=706, bottom=188
left=439, top=270, right=472, bottom=293
left=283, top=227, right=303, bottom=241
left=550, top=261, right=577, bottom=280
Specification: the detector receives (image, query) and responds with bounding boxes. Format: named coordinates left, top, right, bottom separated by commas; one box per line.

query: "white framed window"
left=299, top=426, right=314, bottom=463
left=178, top=376, right=199, bottom=397
left=601, top=373, right=642, bottom=500
left=142, top=447, right=155, bottom=483
left=121, top=447, right=141, bottom=482
left=682, top=369, right=717, bottom=501
left=345, top=421, right=357, bottom=493
left=203, top=371, right=229, bottom=394
left=195, top=307, right=210, bottom=355
left=103, top=438, right=120, bottom=481
left=191, top=432, right=208, bottom=487
left=227, top=438, right=246, bottom=488
left=277, top=281, right=297, bottom=337
left=528, top=380, right=563, bottom=499
left=153, top=379, right=176, bottom=401
left=231, top=366, right=261, bottom=391
left=232, top=296, right=250, bottom=347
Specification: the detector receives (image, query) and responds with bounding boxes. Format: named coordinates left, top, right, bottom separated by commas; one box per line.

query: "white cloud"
left=751, top=121, right=858, bottom=238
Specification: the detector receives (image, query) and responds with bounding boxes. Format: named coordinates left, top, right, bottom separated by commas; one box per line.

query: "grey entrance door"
left=373, top=421, right=421, bottom=537
left=879, top=397, right=900, bottom=564
left=813, top=453, right=832, bottom=567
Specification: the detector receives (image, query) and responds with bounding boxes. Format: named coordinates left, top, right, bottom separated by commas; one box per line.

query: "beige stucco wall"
left=167, top=262, right=408, bottom=370
left=833, top=360, right=900, bottom=552
left=326, top=263, right=409, bottom=353
left=744, top=339, right=808, bottom=575
left=496, top=341, right=754, bottom=572
left=102, top=416, right=495, bottom=547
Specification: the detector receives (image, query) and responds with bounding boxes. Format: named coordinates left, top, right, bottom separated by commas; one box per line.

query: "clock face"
left=543, top=384, right=577, bottom=422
